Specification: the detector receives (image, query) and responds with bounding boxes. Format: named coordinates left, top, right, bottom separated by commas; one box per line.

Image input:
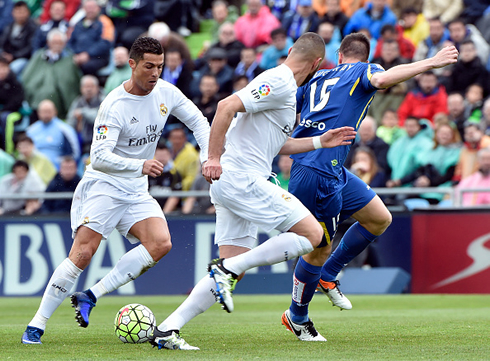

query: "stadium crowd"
left=1, top=0, right=490, bottom=216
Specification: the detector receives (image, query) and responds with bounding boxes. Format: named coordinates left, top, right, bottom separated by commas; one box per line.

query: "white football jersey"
left=84, top=79, right=210, bottom=194
left=221, top=64, right=297, bottom=178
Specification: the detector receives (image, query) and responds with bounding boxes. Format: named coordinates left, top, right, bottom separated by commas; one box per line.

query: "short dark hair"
left=380, top=24, right=396, bottom=36
left=129, top=37, right=163, bottom=63
left=13, top=1, right=29, bottom=9
left=12, top=160, right=29, bottom=172
left=449, top=18, right=466, bottom=27
left=290, top=32, right=325, bottom=61
left=461, top=39, right=475, bottom=47
left=16, top=134, right=34, bottom=145
left=401, top=7, right=418, bottom=16
left=156, top=142, right=169, bottom=150
left=339, top=33, right=370, bottom=62
left=271, top=27, right=287, bottom=39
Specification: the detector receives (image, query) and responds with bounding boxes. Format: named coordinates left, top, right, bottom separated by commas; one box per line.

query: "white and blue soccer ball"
left=114, top=303, right=156, bottom=343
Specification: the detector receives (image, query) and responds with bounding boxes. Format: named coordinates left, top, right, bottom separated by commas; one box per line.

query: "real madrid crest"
left=160, top=103, right=167, bottom=116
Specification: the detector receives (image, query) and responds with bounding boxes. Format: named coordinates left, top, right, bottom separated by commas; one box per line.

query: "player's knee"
left=145, top=233, right=172, bottom=261
left=309, top=222, right=324, bottom=248
left=377, top=211, right=392, bottom=233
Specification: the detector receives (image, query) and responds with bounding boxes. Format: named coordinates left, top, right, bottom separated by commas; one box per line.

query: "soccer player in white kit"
left=149, top=33, right=357, bottom=350
left=21, top=37, right=211, bottom=345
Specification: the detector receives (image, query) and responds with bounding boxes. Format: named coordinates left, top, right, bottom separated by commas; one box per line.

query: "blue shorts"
left=288, top=162, right=376, bottom=246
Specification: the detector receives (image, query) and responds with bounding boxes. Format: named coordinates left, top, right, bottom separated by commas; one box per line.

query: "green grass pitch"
left=3, top=294, right=490, bottom=360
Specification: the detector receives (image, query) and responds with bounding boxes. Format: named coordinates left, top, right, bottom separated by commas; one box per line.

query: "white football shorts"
left=210, top=170, right=311, bottom=247
left=71, top=177, right=165, bottom=243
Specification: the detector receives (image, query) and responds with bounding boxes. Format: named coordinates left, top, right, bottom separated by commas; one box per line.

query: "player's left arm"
left=370, top=46, right=459, bottom=89
left=278, top=126, right=356, bottom=155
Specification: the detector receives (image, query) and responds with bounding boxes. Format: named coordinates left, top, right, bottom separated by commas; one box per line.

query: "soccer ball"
left=114, top=303, right=156, bottom=343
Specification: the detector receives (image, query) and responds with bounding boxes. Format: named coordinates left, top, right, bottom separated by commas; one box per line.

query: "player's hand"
left=203, top=158, right=222, bottom=183
left=431, top=46, right=459, bottom=68
left=142, top=159, right=164, bottom=178
left=320, top=126, right=356, bottom=148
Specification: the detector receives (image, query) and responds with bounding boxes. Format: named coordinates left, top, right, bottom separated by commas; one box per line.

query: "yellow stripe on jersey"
left=356, top=95, right=375, bottom=129
left=319, top=221, right=331, bottom=245
left=367, top=64, right=373, bottom=80
left=350, top=77, right=360, bottom=96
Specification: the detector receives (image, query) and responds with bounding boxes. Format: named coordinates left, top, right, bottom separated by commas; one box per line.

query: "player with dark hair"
left=148, top=32, right=357, bottom=350
left=21, top=36, right=211, bottom=345
left=281, top=33, right=458, bottom=341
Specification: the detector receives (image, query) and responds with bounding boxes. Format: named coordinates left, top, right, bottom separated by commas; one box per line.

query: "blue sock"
left=289, top=257, right=322, bottom=324
left=321, top=222, right=378, bottom=282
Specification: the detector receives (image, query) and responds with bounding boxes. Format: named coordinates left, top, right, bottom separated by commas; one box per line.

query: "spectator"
left=26, top=99, right=80, bottom=169
left=41, top=156, right=81, bottom=213
left=349, top=146, right=387, bottom=188
left=369, top=40, right=409, bottom=122
left=413, top=17, right=451, bottom=78
left=191, top=47, right=234, bottom=98
left=148, top=22, right=193, bottom=69
left=149, top=143, right=183, bottom=212
left=463, top=84, right=484, bottom=123
left=343, top=0, right=397, bottom=40
left=31, top=0, right=68, bottom=52
left=398, top=7, right=429, bottom=48
left=0, top=160, right=45, bottom=215
left=373, top=24, right=415, bottom=60
left=398, top=71, right=448, bottom=126
left=345, top=116, right=390, bottom=175
left=317, top=21, right=341, bottom=67
left=0, top=54, right=23, bottom=148
left=0, top=147, right=14, bottom=177
left=16, top=134, right=56, bottom=185
left=0, top=0, right=13, bottom=34
left=423, top=0, right=463, bottom=25
left=168, top=127, right=199, bottom=191
left=358, top=27, right=377, bottom=61
left=210, top=0, right=239, bottom=43
left=456, top=147, right=490, bottom=206
left=387, top=123, right=462, bottom=203
left=282, top=0, right=321, bottom=41
left=198, top=22, right=245, bottom=69
left=67, top=75, right=105, bottom=155
left=181, top=170, right=214, bottom=214
left=68, top=0, right=114, bottom=75
left=105, top=0, right=154, bottom=49
left=446, top=40, right=490, bottom=98
left=234, top=0, right=280, bottom=48
left=453, top=122, right=490, bottom=182
left=387, top=117, right=434, bottom=185
left=447, top=92, right=467, bottom=140
left=162, top=48, right=193, bottom=98
left=270, top=154, right=293, bottom=191
left=319, top=0, right=349, bottom=38
left=193, top=74, right=219, bottom=125
left=39, top=0, right=81, bottom=24
left=0, top=1, right=37, bottom=76
left=232, top=74, right=248, bottom=93
left=448, top=18, right=489, bottom=66
left=154, top=0, right=197, bottom=37
left=104, top=46, right=132, bottom=94
left=234, top=47, right=263, bottom=82
left=391, top=0, right=424, bottom=19
left=376, top=108, right=405, bottom=145
left=480, top=98, right=490, bottom=136
left=260, top=27, right=293, bottom=70
left=22, top=29, right=81, bottom=118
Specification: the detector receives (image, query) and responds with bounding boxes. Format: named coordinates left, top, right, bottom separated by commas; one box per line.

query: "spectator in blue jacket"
left=343, top=0, right=397, bottom=40
left=0, top=0, right=13, bottom=34
left=68, top=0, right=114, bottom=75
left=260, top=27, right=293, bottom=70
left=281, top=0, right=321, bottom=41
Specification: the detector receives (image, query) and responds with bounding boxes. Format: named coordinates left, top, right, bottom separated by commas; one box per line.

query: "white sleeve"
left=235, top=71, right=290, bottom=114
left=169, top=88, right=211, bottom=164
left=90, top=106, right=146, bottom=177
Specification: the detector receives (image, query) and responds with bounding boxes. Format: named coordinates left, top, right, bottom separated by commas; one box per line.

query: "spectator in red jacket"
left=234, top=0, right=280, bottom=49
left=39, top=0, right=81, bottom=23
left=398, top=71, right=448, bottom=126
left=373, top=24, right=415, bottom=60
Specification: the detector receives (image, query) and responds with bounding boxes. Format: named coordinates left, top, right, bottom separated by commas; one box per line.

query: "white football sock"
left=158, top=275, right=217, bottom=331
left=223, top=232, right=314, bottom=276
left=90, top=244, right=156, bottom=299
left=29, top=258, right=82, bottom=330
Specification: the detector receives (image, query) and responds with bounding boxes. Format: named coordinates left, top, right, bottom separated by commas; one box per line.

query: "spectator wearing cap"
left=191, top=47, right=234, bottom=98
left=234, top=0, right=280, bottom=48
left=260, top=27, right=293, bottom=70
left=234, top=47, right=263, bottom=82
left=343, top=0, right=397, bottom=40
left=282, top=0, right=321, bottom=41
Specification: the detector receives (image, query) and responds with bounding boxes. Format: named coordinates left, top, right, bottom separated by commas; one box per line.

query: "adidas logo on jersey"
left=130, top=116, right=139, bottom=124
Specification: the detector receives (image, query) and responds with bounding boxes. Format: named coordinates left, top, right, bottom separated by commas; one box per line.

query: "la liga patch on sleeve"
left=251, top=82, right=272, bottom=101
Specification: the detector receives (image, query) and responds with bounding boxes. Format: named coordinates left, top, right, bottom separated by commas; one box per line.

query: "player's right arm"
left=370, top=46, right=459, bottom=89
left=203, top=94, right=245, bottom=183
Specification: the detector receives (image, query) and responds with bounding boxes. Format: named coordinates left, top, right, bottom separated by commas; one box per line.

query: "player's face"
left=131, top=53, right=164, bottom=94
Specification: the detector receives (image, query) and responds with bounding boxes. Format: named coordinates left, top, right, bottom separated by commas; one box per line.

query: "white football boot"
left=317, top=279, right=353, bottom=310
left=281, top=309, right=327, bottom=342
